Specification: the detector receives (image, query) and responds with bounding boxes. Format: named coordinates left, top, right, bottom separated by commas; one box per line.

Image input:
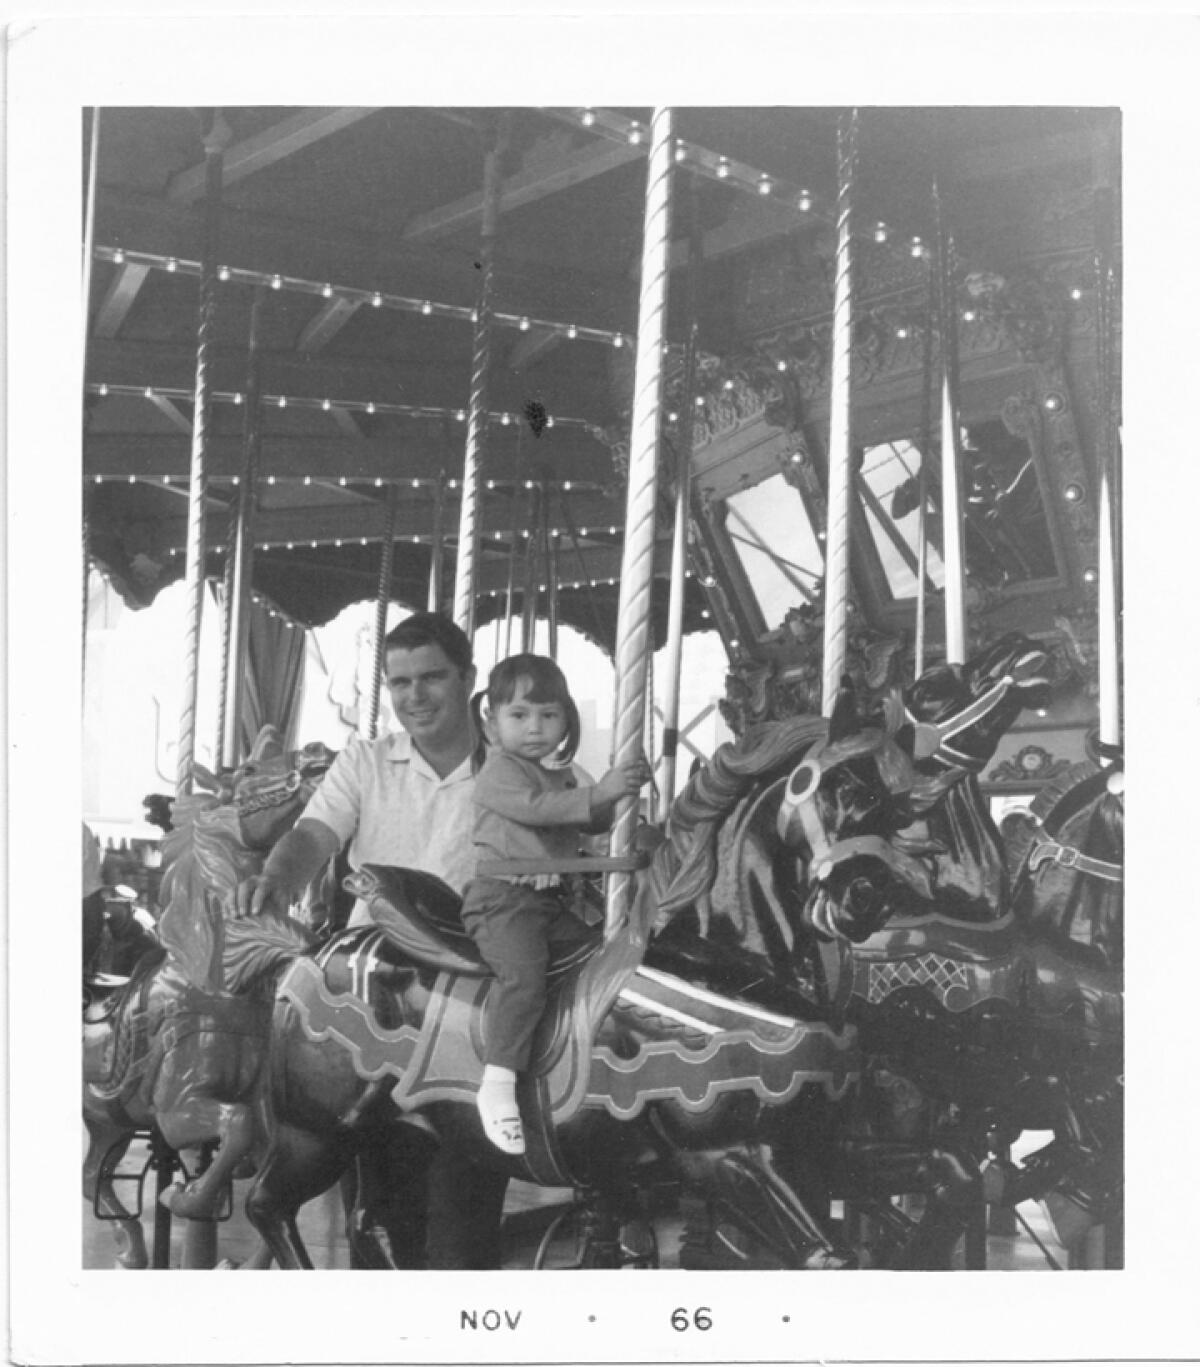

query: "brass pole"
left=604, top=107, right=675, bottom=939
left=176, top=116, right=229, bottom=796
left=820, top=109, right=860, bottom=714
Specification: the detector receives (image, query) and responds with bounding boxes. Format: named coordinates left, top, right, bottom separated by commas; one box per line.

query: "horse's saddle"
left=349, top=863, right=599, bottom=985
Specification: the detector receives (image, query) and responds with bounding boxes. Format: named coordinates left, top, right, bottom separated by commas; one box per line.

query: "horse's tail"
left=221, top=913, right=316, bottom=994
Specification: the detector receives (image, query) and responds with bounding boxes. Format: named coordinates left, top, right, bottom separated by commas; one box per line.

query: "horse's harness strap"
left=906, top=674, right=1014, bottom=765
left=1028, top=839, right=1123, bottom=883
left=811, top=833, right=932, bottom=895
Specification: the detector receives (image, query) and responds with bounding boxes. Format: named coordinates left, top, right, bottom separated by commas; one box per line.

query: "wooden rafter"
left=93, top=109, right=378, bottom=340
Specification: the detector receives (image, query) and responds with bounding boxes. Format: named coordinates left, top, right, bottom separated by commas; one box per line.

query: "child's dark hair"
left=477, top=653, right=581, bottom=764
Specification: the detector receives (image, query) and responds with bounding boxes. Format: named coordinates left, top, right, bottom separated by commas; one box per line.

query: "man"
left=236, top=612, right=508, bottom=1270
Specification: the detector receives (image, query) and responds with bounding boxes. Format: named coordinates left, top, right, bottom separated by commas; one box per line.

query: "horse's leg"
left=345, top=1125, right=436, bottom=1269
left=245, top=1123, right=354, bottom=1270
left=83, top=1113, right=150, bottom=1271
left=157, top=1102, right=256, bottom=1219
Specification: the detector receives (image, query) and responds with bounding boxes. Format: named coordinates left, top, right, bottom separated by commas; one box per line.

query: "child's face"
left=491, top=679, right=568, bottom=762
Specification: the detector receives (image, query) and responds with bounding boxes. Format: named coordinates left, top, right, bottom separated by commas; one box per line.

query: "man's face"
left=385, top=643, right=475, bottom=755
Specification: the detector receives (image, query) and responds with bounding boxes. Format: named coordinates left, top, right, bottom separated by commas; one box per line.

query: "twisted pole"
left=452, top=115, right=508, bottom=637
left=604, top=106, right=675, bottom=939
left=176, top=116, right=229, bottom=796
left=657, top=175, right=702, bottom=819
left=820, top=109, right=859, bottom=715
left=1094, top=137, right=1121, bottom=750
left=933, top=176, right=966, bottom=665
left=367, top=483, right=401, bottom=739
left=427, top=475, right=447, bottom=613
left=218, top=285, right=266, bottom=768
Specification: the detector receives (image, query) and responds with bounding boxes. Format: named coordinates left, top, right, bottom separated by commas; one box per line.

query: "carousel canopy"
left=84, top=105, right=1119, bottom=656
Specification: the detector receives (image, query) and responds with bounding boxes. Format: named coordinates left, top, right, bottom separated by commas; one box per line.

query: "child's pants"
left=460, top=877, right=593, bottom=1072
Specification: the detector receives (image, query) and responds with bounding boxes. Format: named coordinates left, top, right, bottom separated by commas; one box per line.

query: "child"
left=461, top=654, right=648, bottom=1155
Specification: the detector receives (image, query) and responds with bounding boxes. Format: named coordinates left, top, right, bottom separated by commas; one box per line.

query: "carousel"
left=81, top=104, right=1122, bottom=1272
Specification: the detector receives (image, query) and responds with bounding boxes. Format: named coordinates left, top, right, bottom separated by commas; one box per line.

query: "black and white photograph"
left=7, top=8, right=1200, bottom=1365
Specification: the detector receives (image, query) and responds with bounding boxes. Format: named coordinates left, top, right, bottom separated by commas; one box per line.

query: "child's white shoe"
left=477, top=1070, right=526, bottom=1155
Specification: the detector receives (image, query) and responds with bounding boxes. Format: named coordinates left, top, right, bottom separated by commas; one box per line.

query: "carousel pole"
left=82, top=108, right=101, bottom=361
left=933, top=176, right=967, bottom=666
left=521, top=483, right=542, bottom=652
left=499, top=482, right=523, bottom=665
left=546, top=528, right=559, bottom=660
left=176, top=114, right=230, bottom=797
left=604, top=106, right=675, bottom=939
left=366, top=484, right=401, bottom=740
left=656, top=176, right=702, bottom=821
left=913, top=255, right=938, bottom=679
left=218, top=285, right=266, bottom=768
left=82, top=108, right=101, bottom=702
left=820, top=109, right=860, bottom=716
left=427, top=475, right=447, bottom=613
left=452, top=114, right=509, bottom=639
left=1094, top=140, right=1122, bottom=750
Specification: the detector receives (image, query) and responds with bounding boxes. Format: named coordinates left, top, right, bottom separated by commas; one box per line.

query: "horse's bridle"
left=905, top=673, right=1018, bottom=771
left=777, top=749, right=933, bottom=899
left=1027, top=766, right=1124, bottom=884
left=236, top=768, right=307, bottom=815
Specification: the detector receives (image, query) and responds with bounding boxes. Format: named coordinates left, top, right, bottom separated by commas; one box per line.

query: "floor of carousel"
left=82, top=1132, right=1073, bottom=1271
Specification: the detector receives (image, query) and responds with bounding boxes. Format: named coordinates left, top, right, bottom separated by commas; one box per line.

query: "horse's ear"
left=827, top=675, right=859, bottom=743
left=249, top=725, right=283, bottom=762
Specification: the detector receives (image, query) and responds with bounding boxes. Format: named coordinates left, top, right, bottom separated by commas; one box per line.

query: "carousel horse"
left=821, top=632, right=1057, bottom=1266
left=237, top=684, right=952, bottom=1270
left=983, top=756, right=1124, bottom=1265
left=82, top=728, right=335, bottom=1267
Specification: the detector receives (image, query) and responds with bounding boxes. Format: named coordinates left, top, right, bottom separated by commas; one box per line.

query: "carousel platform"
left=82, top=1131, right=1069, bottom=1272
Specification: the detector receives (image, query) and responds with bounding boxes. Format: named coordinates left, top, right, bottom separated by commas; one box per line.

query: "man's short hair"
left=385, top=612, right=474, bottom=675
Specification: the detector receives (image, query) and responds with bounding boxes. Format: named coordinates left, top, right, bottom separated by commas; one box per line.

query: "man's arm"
left=234, top=816, right=341, bottom=917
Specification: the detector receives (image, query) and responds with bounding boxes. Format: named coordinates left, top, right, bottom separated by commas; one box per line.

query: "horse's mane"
left=648, top=715, right=829, bottom=919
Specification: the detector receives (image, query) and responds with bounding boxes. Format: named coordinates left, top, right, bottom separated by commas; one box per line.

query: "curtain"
left=237, top=599, right=307, bottom=754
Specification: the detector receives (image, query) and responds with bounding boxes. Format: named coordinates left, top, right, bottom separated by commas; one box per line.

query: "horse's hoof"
left=159, top=1181, right=207, bottom=1219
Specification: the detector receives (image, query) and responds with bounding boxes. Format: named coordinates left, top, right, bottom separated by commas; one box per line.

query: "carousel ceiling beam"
left=94, top=111, right=380, bottom=340
left=166, top=108, right=380, bottom=203
left=131, top=488, right=628, bottom=550
left=298, top=295, right=363, bottom=352
left=403, top=135, right=641, bottom=243
left=92, top=262, right=155, bottom=339
left=84, top=431, right=619, bottom=484
left=327, top=406, right=365, bottom=439
left=146, top=392, right=193, bottom=434
left=86, top=337, right=472, bottom=405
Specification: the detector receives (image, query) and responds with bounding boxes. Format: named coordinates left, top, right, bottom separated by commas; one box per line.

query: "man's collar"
left=386, top=729, right=472, bottom=782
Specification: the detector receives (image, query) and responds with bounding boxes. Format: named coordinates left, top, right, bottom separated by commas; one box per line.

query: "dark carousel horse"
left=986, top=756, right=1124, bottom=1265
left=238, top=687, right=950, bottom=1270
left=824, top=632, right=1057, bottom=1266
left=82, top=729, right=335, bottom=1268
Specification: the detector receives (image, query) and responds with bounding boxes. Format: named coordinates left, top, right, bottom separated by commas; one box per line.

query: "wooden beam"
left=298, top=295, right=364, bottom=352
left=146, top=393, right=193, bottom=434
left=403, top=137, right=641, bottom=243
left=94, top=111, right=380, bottom=341
left=92, top=262, right=153, bottom=339
left=166, top=108, right=380, bottom=203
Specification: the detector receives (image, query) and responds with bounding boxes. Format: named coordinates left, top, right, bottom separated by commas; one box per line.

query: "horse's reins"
left=236, top=769, right=306, bottom=815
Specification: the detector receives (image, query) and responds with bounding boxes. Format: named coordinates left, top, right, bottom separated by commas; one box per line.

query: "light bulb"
left=218, top=265, right=231, bottom=282
left=581, top=109, right=596, bottom=128
left=322, top=283, right=333, bottom=298
left=372, top=291, right=382, bottom=307
left=873, top=222, right=888, bottom=243
left=271, top=274, right=282, bottom=290
left=717, top=158, right=730, bottom=179
left=758, top=175, right=772, bottom=195
left=628, top=123, right=642, bottom=145
left=422, top=300, right=433, bottom=315
left=519, top=316, right=530, bottom=331
left=674, top=141, right=688, bottom=162
left=567, top=324, right=578, bottom=340
left=798, top=190, right=813, bottom=212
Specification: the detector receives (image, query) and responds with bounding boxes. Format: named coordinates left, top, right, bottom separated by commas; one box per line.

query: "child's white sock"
left=477, top=1065, right=525, bottom=1155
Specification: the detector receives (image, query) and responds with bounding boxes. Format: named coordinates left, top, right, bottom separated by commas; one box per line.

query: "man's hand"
left=233, top=872, right=292, bottom=920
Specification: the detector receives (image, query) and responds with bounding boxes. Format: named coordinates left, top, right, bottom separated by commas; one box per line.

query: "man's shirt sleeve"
left=301, top=738, right=363, bottom=845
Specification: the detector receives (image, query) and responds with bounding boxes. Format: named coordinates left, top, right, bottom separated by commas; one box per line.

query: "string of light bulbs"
left=85, top=380, right=601, bottom=435
left=93, top=244, right=642, bottom=351
left=552, top=107, right=932, bottom=257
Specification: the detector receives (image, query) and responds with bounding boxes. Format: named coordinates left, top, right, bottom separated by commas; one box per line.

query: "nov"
left=461, top=1309, right=523, bottom=1331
